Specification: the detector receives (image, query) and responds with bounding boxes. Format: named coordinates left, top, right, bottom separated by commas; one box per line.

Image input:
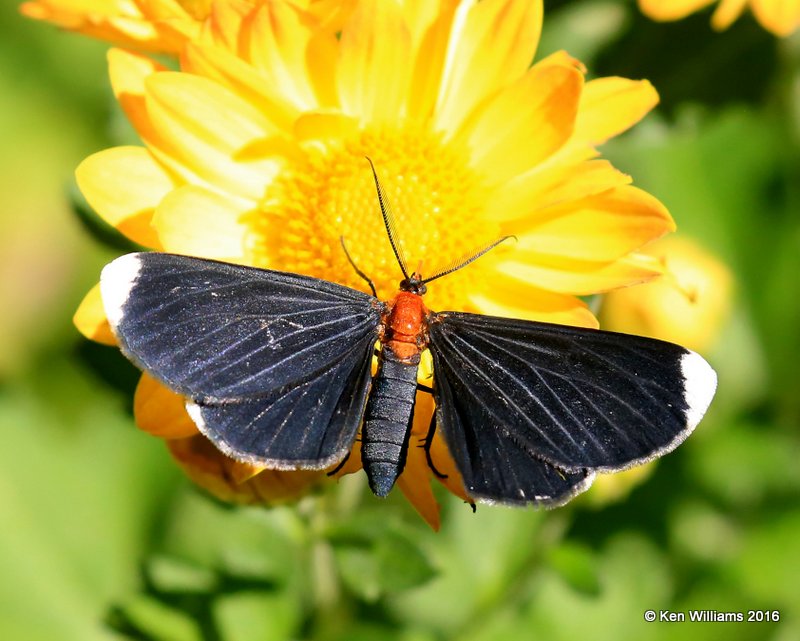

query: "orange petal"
left=457, top=61, right=583, bottom=185
left=203, top=0, right=254, bottom=50
left=573, top=77, right=659, bottom=145
left=73, top=283, right=116, bottom=345
left=397, top=392, right=441, bottom=531
left=496, top=252, right=665, bottom=296
left=487, top=159, right=632, bottom=223
left=337, top=0, right=413, bottom=123
left=515, top=185, right=674, bottom=262
left=134, top=373, right=199, bottom=439
left=637, top=0, right=716, bottom=21
left=108, top=48, right=165, bottom=142
left=247, top=468, right=327, bottom=503
left=20, top=0, right=190, bottom=52
left=406, top=0, right=460, bottom=121
left=228, top=460, right=269, bottom=485
left=168, top=435, right=258, bottom=504
left=428, top=428, right=472, bottom=504
left=167, top=435, right=324, bottom=504
left=152, top=185, right=251, bottom=259
left=434, top=0, right=543, bottom=135
left=243, top=1, right=321, bottom=110
left=75, top=146, right=173, bottom=248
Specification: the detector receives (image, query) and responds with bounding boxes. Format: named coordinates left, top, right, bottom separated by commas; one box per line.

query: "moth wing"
left=428, top=311, right=716, bottom=504
left=101, top=253, right=381, bottom=468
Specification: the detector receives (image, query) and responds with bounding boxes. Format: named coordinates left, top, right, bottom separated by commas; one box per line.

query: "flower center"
left=246, top=127, right=498, bottom=311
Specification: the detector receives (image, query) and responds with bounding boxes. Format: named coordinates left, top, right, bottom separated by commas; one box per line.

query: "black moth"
left=100, top=165, right=717, bottom=507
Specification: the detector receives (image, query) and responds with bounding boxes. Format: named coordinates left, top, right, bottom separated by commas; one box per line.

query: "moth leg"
left=416, top=383, right=433, bottom=394
left=327, top=451, right=351, bottom=476
left=419, top=413, right=448, bottom=479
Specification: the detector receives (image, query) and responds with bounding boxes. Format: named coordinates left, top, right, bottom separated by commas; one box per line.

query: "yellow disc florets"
left=247, top=126, right=498, bottom=311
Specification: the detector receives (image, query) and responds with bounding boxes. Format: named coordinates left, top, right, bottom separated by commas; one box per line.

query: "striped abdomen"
left=361, top=290, right=428, bottom=497
left=361, top=346, right=420, bottom=496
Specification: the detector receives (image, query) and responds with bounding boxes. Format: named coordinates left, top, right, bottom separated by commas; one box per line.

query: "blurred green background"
left=1, top=1, right=799, bottom=640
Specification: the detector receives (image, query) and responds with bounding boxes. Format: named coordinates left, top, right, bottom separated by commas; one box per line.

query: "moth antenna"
left=423, top=235, right=516, bottom=285
left=340, top=236, right=377, bottom=298
left=366, top=157, right=410, bottom=281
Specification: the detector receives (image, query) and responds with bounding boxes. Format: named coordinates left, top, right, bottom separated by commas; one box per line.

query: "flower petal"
left=397, top=393, right=442, bottom=531
left=406, top=0, right=460, bottom=121
left=203, top=0, right=256, bottom=49
left=134, top=373, right=199, bottom=439
left=496, top=252, right=664, bottom=295
left=573, top=77, right=659, bottom=145
left=428, top=430, right=472, bottom=504
left=73, top=283, right=116, bottom=345
left=457, top=61, right=583, bottom=185
left=435, top=0, right=543, bottom=134
left=167, top=435, right=324, bottom=504
left=76, top=146, right=173, bottom=247
left=337, top=0, right=413, bottom=123
left=749, top=0, right=800, bottom=36
left=514, top=185, right=674, bottom=262
left=152, top=185, right=251, bottom=259
left=20, top=0, right=196, bottom=52
left=144, top=72, right=279, bottom=201
left=637, top=0, right=716, bottom=20
left=467, top=277, right=599, bottom=328
left=711, top=0, right=749, bottom=30
left=487, top=159, right=632, bottom=223
left=181, top=42, right=298, bottom=134
left=243, top=0, right=325, bottom=110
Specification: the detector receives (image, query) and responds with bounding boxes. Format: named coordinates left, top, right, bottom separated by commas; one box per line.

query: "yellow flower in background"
left=600, top=236, right=732, bottom=353
left=638, top=0, right=800, bottom=37
left=62, top=0, right=672, bottom=529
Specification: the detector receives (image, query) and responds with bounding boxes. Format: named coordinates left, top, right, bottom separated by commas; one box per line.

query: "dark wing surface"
left=101, top=253, right=382, bottom=468
left=428, top=312, right=717, bottom=504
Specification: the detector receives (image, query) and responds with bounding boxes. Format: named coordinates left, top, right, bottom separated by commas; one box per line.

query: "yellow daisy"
left=66, top=0, right=672, bottom=529
left=638, top=0, right=800, bottom=37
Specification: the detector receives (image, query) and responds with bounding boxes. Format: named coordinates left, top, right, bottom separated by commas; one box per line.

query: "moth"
left=100, top=162, right=716, bottom=507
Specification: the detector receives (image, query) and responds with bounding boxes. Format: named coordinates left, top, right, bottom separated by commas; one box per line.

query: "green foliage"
left=3, top=1, right=800, bottom=640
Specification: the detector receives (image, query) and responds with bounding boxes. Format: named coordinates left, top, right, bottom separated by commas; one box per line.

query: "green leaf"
left=213, top=591, right=300, bottom=641
left=546, top=543, right=600, bottom=595
left=335, top=546, right=382, bottom=602
left=374, top=532, right=437, bottom=592
left=145, top=555, right=219, bottom=595
left=112, top=595, right=202, bottom=641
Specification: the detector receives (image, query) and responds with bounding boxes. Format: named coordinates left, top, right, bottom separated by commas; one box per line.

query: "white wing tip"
left=100, top=253, right=143, bottom=330
left=681, top=349, right=718, bottom=430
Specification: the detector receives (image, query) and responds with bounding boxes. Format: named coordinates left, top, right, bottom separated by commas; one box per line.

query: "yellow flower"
left=638, top=0, right=800, bottom=37
left=70, top=0, right=673, bottom=529
left=599, top=236, right=732, bottom=353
